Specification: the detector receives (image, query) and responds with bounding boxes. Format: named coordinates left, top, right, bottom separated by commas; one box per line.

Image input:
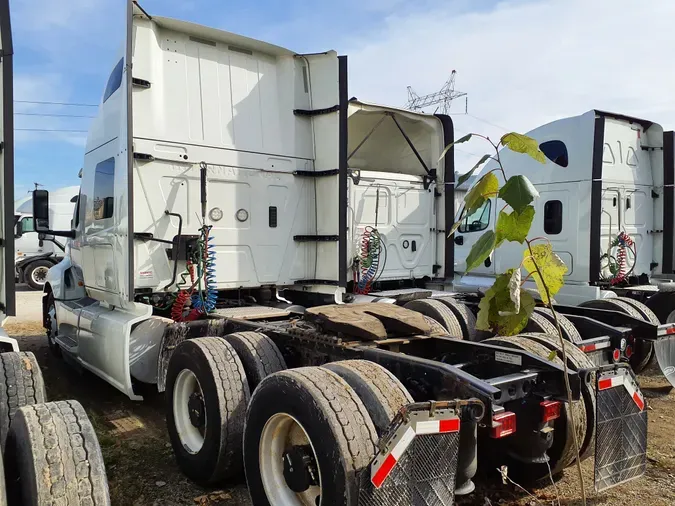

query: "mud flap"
left=594, top=365, right=647, bottom=492
left=655, top=323, right=675, bottom=388
left=357, top=399, right=483, bottom=506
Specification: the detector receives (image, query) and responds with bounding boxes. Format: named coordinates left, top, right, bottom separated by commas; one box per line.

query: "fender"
left=156, top=318, right=228, bottom=392
left=44, top=256, right=85, bottom=301
left=15, top=252, right=57, bottom=270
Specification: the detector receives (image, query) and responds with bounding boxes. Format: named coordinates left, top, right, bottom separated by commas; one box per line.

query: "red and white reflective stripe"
left=598, top=375, right=623, bottom=390
left=598, top=374, right=645, bottom=411
left=657, top=323, right=675, bottom=337
left=415, top=418, right=461, bottom=435
left=622, top=377, right=645, bottom=411
left=371, top=417, right=460, bottom=488
left=579, top=341, right=611, bottom=353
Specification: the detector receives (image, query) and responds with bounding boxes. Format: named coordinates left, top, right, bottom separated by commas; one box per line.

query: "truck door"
left=453, top=197, right=496, bottom=276
left=0, top=0, right=14, bottom=322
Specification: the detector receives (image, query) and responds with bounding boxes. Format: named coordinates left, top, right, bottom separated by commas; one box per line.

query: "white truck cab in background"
left=13, top=186, right=78, bottom=289
left=452, top=110, right=675, bottom=308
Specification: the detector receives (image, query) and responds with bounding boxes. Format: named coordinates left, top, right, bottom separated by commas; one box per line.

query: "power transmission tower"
left=405, top=70, right=468, bottom=114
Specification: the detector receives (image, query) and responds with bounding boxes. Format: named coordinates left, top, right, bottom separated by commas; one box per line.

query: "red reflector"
left=580, top=344, right=596, bottom=352
left=372, top=453, right=397, bottom=488
left=598, top=378, right=613, bottom=390
left=439, top=418, right=460, bottom=433
left=625, top=345, right=633, bottom=358
left=491, top=412, right=516, bottom=438
left=540, top=400, right=561, bottom=422
left=667, top=326, right=675, bottom=335
left=612, top=349, right=621, bottom=362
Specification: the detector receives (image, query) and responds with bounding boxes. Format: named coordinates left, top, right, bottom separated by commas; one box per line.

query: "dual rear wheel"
left=165, top=333, right=414, bottom=505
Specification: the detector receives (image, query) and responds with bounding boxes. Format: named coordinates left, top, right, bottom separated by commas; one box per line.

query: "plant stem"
left=525, top=239, right=587, bottom=506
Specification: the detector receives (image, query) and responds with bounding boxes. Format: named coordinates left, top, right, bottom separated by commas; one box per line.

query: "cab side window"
left=93, top=159, right=115, bottom=220
left=103, top=58, right=124, bottom=103
left=459, top=199, right=491, bottom=233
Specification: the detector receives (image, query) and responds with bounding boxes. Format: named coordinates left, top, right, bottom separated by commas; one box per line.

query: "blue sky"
left=11, top=0, right=675, bottom=198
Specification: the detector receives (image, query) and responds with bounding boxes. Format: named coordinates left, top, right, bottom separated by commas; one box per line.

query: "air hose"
left=354, top=226, right=383, bottom=295
left=191, top=227, right=218, bottom=314
left=170, top=262, right=201, bottom=322
left=609, top=231, right=636, bottom=285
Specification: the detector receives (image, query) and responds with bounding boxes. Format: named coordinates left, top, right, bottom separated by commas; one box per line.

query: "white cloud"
left=345, top=0, right=675, bottom=171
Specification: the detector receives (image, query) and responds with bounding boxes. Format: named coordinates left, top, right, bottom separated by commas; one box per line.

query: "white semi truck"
left=0, top=2, right=109, bottom=504
left=450, top=110, right=675, bottom=382
left=14, top=186, right=78, bottom=289
left=32, top=2, right=675, bottom=503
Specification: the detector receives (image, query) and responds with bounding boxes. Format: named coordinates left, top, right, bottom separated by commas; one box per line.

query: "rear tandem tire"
left=532, top=308, right=583, bottom=344
left=484, top=335, right=587, bottom=478
left=166, top=337, right=250, bottom=486
left=5, top=400, right=110, bottom=506
left=224, top=332, right=286, bottom=392
left=519, top=332, right=596, bottom=462
left=323, top=359, right=413, bottom=434
left=0, top=351, right=47, bottom=449
left=404, top=299, right=464, bottom=338
left=579, top=298, right=653, bottom=373
left=435, top=297, right=478, bottom=341
left=244, top=367, right=378, bottom=506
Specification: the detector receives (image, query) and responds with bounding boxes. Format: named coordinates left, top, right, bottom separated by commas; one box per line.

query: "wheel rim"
left=259, top=413, right=322, bottom=506
left=173, top=369, right=206, bottom=454
left=31, top=266, right=48, bottom=285
left=47, top=302, right=58, bottom=345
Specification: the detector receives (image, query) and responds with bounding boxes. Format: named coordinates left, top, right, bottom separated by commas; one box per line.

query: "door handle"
left=454, top=236, right=464, bottom=245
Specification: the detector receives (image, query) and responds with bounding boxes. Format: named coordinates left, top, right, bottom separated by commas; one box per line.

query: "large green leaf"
left=476, top=269, right=535, bottom=335
left=448, top=219, right=463, bottom=238
left=438, top=133, right=472, bottom=162
left=522, top=243, right=568, bottom=304
left=495, top=205, right=535, bottom=246
left=465, top=230, right=496, bottom=274
left=465, top=172, right=499, bottom=215
left=457, top=154, right=491, bottom=187
left=498, top=175, right=539, bottom=214
left=500, top=132, right=546, bottom=163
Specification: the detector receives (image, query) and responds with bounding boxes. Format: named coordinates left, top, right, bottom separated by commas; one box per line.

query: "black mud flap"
left=594, top=365, right=647, bottom=492
left=357, top=399, right=483, bottom=506
left=656, top=323, right=675, bottom=388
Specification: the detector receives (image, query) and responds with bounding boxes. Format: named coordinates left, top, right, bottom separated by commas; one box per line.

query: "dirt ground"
left=5, top=321, right=675, bottom=506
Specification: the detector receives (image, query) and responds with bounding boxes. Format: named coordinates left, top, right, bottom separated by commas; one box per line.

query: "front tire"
left=45, top=292, right=61, bottom=357
left=24, top=260, right=51, bottom=291
left=166, top=337, right=250, bottom=486
left=244, top=367, right=378, bottom=506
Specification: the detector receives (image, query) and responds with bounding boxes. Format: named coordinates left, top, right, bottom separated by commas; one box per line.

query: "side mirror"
left=32, top=189, right=50, bottom=232
left=14, top=220, right=23, bottom=238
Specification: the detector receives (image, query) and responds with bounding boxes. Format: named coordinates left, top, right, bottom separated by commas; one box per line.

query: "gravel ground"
left=4, top=313, right=674, bottom=506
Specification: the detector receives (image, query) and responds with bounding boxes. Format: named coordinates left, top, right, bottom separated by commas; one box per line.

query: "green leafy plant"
left=447, top=131, right=567, bottom=335
left=446, top=131, right=587, bottom=505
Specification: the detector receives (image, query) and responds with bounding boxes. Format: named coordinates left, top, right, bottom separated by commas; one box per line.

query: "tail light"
left=612, top=349, right=621, bottom=362
left=625, top=345, right=633, bottom=358
left=540, top=400, right=561, bottom=422
left=491, top=411, right=516, bottom=438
